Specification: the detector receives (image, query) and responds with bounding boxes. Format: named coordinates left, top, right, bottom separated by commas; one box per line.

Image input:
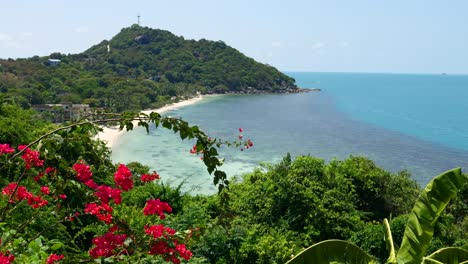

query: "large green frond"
left=397, top=168, right=466, bottom=264
left=422, top=247, right=468, bottom=264
left=286, top=239, right=377, bottom=264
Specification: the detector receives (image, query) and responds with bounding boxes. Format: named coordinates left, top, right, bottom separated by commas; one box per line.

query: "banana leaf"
left=396, top=168, right=466, bottom=264
left=286, top=239, right=377, bottom=264
left=383, top=218, right=397, bottom=264
left=422, top=247, right=468, bottom=264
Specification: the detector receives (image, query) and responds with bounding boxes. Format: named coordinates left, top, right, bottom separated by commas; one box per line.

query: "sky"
left=1, top=0, right=467, bottom=74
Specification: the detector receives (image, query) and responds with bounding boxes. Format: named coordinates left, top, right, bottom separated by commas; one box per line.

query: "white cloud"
left=0, top=32, right=12, bottom=41
left=271, top=41, right=281, bottom=48
left=6, top=41, right=19, bottom=48
left=73, top=26, right=89, bottom=33
left=22, top=32, right=33, bottom=37
left=311, top=42, right=326, bottom=50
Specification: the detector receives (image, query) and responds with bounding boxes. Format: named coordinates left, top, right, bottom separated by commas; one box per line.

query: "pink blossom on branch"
left=72, top=161, right=93, bottom=182
left=114, top=164, right=133, bottom=191
left=89, top=232, right=127, bottom=258
left=0, top=144, right=14, bottom=155
left=95, top=185, right=122, bottom=204
left=143, top=199, right=172, bottom=219
left=18, top=145, right=44, bottom=170
left=144, top=224, right=176, bottom=239
left=0, top=252, right=15, bottom=264
left=46, top=253, right=64, bottom=264
left=141, top=171, right=160, bottom=182
left=84, top=202, right=113, bottom=224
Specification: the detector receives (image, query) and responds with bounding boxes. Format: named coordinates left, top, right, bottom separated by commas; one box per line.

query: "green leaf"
left=286, top=239, right=377, bottom=264
left=397, top=168, right=467, bottom=264
left=422, top=247, right=468, bottom=264
left=28, top=240, right=40, bottom=253
left=50, top=242, right=63, bottom=251
left=383, top=218, right=397, bottom=264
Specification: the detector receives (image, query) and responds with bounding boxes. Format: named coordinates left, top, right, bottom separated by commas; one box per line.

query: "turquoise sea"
left=111, top=72, right=468, bottom=194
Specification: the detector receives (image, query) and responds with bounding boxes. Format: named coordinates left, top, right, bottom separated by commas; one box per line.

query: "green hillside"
left=0, top=25, right=299, bottom=112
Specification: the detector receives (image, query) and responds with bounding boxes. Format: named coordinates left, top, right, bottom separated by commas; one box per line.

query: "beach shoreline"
left=95, top=94, right=205, bottom=148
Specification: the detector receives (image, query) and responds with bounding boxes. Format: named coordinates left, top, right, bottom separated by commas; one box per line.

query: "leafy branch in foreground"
left=0, top=111, right=252, bottom=263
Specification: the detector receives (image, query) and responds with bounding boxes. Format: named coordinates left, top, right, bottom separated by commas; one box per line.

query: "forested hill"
left=0, top=25, right=299, bottom=112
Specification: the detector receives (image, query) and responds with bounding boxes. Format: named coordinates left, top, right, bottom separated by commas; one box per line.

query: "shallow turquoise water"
left=112, top=72, right=468, bottom=194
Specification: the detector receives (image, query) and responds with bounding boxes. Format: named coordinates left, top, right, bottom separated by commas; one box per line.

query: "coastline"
left=96, top=94, right=205, bottom=149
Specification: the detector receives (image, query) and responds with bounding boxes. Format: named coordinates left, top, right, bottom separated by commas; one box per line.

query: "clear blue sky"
left=1, top=0, right=467, bottom=74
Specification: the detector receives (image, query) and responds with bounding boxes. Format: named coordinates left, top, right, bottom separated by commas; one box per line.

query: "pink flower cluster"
left=18, top=145, right=44, bottom=170
left=0, top=144, right=14, bottom=155
left=144, top=225, right=193, bottom=263
left=0, top=252, right=15, bottom=264
left=1, top=183, right=48, bottom=208
left=95, top=185, right=122, bottom=204
left=143, top=199, right=172, bottom=219
left=72, top=161, right=98, bottom=189
left=145, top=224, right=176, bottom=239
left=148, top=240, right=192, bottom=264
left=114, top=164, right=133, bottom=191
left=84, top=202, right=113, bottom=224
left=46, top=253, right=64, bottom=264
left=89, top=231, right=127, bottom=258
left=141, top=171, right=160, bottom=182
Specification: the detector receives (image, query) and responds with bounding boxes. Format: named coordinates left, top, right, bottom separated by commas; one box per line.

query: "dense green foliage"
left=0, top=106, right=467, bottom=263
left=286, top=168, right=468, bottom=264
left=0, top=25, right=298, bottom=112
left=0, top=103, right=49, bottom=145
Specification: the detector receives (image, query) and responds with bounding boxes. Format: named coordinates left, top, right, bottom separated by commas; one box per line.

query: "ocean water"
left=111, top=72, right=468, bottom=194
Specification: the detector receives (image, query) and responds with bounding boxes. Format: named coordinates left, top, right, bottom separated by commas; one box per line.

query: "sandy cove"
left=96, top=94, right=204, bottom=148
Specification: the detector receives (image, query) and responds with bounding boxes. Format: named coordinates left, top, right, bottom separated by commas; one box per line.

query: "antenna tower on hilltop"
left=137, top=13, right=141, bottom=25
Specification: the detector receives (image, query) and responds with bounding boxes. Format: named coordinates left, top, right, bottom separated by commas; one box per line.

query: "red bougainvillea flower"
left=175, top=243, right=193, bottom=260
left=40, top=186, right=51, bottom=195
left=33, top=172, right=45, bottom=182
left=45, top=167, right=56, bottom=175
left=95, top=185, right=122, bottom=204
left=72, top=161, right=93, bottom=182
left=84, top=202, right=113, bottom=224
left=238, top=127, right=243, bottom=133
left=27, top=195, right=49, bottom=208
left=0, top=252, right=15, bottom=263
left=143, top=199, right=172, bottom=219
left=89, top=232, right=127, bottom=258
left=245, top=139, right=254, bottom=149
left=84, top=179, right=98, bottom=189
left=141, top=171, right=160, bottom=182
left=0, top=144, right=14, bottom=155
left=148, top=240, right=172, bottom=256
left=2, top=183, right=32, bottom=202
left=114, top=164, right=133, bottom=191
left=144, top=224, right=176, bottom=239
left=18, top=145, right=44, bottom=170
left=59, top=194, right=67, bottom=200
left=189, top=144, right=197, bottom=154
left=46, top=253, right=64, bottom=264
left=148, top=240, right=192, bottom=263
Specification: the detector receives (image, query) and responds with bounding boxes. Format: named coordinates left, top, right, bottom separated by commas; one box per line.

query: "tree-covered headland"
left=0, top=25, right=300, bottom=113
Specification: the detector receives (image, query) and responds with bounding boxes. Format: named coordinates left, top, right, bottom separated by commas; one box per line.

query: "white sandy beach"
left=96, top=94, right=204, bottom=148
